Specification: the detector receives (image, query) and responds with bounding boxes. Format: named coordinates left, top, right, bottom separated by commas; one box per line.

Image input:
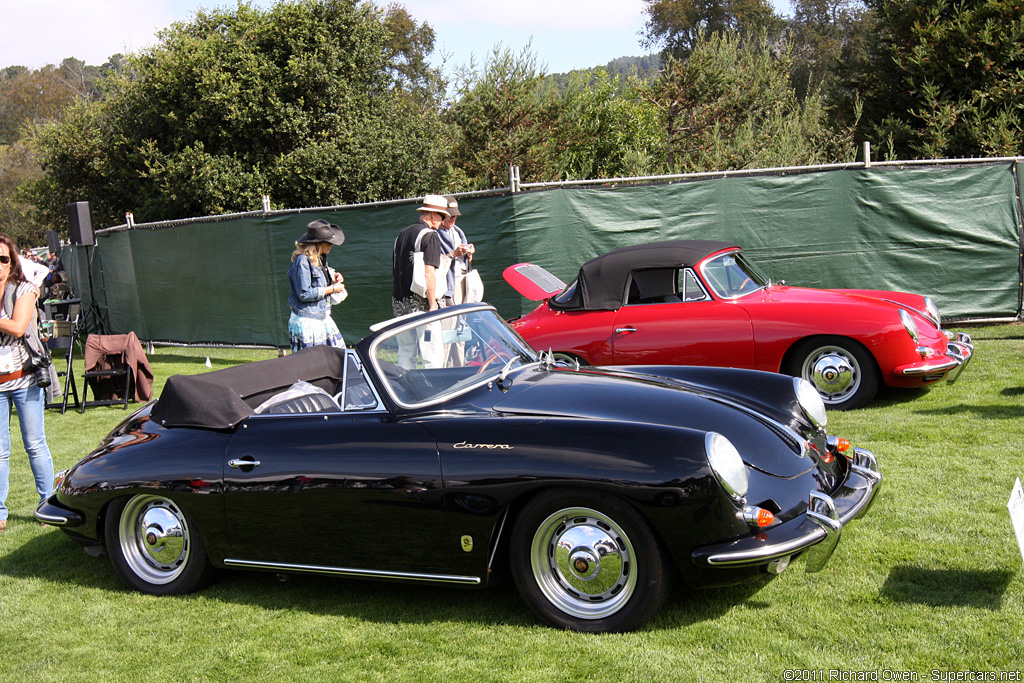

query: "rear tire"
left=509, top=489, right=671, bottom=633
left=105, top=494, right=215, bottom=595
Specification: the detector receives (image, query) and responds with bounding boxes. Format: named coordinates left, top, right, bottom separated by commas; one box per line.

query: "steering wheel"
left=476, top=349, right=514, bottom=374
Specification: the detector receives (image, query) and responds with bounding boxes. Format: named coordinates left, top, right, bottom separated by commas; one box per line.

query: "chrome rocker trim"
left=223, top=558, right=483, bottom=585
left=695, top=448, right=881, bottom=572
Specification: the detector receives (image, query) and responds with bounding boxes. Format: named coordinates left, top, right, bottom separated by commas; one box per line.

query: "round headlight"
left=705, top=432, right=748, bottom=501
left=923, top=296, right=941, bottom=328
left=794, top=377, right=827, bottom=429
left=900, top=309, right=919, bottom=342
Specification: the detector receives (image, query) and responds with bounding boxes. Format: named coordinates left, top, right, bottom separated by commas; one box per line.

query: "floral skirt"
left=288, top=313, right=345, bottom=353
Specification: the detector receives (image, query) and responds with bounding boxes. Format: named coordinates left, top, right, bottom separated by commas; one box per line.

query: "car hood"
left=748, top=284, right=925, bottom=312
left=492, top=367, right=815, bottom=478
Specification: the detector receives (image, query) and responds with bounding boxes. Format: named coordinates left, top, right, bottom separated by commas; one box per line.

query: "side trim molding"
left=223, top=558, right=482, bottom=585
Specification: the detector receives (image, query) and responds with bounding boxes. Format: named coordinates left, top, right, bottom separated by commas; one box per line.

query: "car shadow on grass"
left=879, top=565, right=1015, bottom=610
left=0, top=518, right=122, bottom=591
left=5, top=528, right=773, bottom=632
left=912, top=403, right=1023, bottom=420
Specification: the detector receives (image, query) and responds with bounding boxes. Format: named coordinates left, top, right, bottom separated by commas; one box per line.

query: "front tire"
left=786, top=336, right=880, bottom=410
left=105, top=494, right=215, bottom=595
left=509, top=489, right=671, bottom=633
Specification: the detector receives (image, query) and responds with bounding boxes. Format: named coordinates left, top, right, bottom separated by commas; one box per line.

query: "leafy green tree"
left=0, top=66, right=79, bottom=145
left=447, top=44, right=546, bottom=190
left=855, top=0, right=1024, bottom=158
left=534, top=70, right=664, bottom=180
left=639, top=31, right=857, bottom=172
left=0, top=140, right=44, bottom=246
left=28, top=0, right=449, bottom=228
left=786, top=0, right=874, bottom=101
left=641, top=0, right=784, bottom=57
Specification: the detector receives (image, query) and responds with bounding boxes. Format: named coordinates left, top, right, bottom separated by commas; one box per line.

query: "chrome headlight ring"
left=794, top=377, right=828, bottom=429
left=900, top=309, right=919, bottom=343
left=705, top=432, right=748, bottom=502
left=923, top=296, right=941, bottom=328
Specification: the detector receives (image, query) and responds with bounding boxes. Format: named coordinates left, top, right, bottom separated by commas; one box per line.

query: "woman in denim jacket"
left=287, top=219, right=347, bottom=352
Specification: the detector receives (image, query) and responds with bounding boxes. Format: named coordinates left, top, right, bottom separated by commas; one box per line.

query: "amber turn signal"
left=741, top=506, right=776, bottom=528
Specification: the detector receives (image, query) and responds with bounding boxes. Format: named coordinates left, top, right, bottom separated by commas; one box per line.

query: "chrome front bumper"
left=896, top=332, right=974, bottom=382
left=692, top=448, right=881, bottom=573
left=34, top=495, right=84, bottom=527
left=942, top=332, right=974, bottom=384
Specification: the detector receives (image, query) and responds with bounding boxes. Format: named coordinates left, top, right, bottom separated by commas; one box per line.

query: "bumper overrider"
left=895, top=332, right=974, bottom=383
left=692, top=448, right=881, bottom=574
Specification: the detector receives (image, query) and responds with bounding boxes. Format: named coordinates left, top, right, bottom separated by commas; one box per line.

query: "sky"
left=1, top=0, right=790, bottom=77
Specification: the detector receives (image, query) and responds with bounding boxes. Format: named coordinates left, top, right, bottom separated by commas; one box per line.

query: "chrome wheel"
left=511, top=489, right=670, bottom=632
left=800, top=344, right=861, bottom=405
left=789, top=337, right=879, bottom=410
left=529, top=507, right=636, bottom=619
left=117, top=495, right=192, bottom=585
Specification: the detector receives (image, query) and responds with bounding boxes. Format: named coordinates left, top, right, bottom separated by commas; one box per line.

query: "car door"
left=221, top=365, right=449, bottom=572
left=611, top=267, right=756, bottom=368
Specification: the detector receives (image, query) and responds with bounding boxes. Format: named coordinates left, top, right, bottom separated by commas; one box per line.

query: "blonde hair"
left=291, top=241, right=324, bottom=267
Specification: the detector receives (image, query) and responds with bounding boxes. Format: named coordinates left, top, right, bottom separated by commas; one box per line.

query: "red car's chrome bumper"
left=894, top=332, right=974, bottom=383
left=691, top=448, right=881, bottom=573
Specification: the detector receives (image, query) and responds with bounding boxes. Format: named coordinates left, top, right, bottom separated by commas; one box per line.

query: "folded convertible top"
left=149, top=345, right=347, bottom=429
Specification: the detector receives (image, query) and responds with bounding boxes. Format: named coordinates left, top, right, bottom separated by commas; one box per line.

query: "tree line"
left=0, top=0, right=1020, bottom=247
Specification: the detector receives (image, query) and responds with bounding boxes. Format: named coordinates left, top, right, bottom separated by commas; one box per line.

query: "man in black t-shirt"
left=392, top=194, right=450, bottom=368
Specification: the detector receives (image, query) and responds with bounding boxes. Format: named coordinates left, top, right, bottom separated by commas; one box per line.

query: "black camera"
left=29, top=355, right=52, bottom=388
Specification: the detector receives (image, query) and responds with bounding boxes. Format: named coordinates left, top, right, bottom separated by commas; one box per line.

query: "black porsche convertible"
left=37, top=304, right=881, bottom=632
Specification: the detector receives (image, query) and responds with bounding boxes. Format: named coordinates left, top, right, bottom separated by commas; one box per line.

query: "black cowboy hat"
left=297, top=219, right=345, bottom=246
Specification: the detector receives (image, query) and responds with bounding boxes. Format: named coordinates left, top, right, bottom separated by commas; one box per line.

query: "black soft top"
left=551, top=240, right=736, bottom=311
left=149, top=345, right=347, bottom=429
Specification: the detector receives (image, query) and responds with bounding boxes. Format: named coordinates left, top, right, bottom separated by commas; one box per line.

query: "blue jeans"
left=0, top=385, right=54, bottom=522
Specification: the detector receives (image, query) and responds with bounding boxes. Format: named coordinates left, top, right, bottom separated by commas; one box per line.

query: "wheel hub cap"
left=551, top=519, right=624, bottom=596
left=811, top=354, right=853, bottom=393
left=140, top=506, right=185, bottom=566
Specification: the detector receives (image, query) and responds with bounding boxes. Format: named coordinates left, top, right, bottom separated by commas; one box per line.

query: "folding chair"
left=41, top=302, right=82, bottom=414
left=44, top=323, right=81, bottom=413
left=81, top=335, right=134, bottom=412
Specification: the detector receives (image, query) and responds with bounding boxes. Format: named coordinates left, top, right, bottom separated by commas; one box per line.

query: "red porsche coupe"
left=503, top=240, right=974, bottom=410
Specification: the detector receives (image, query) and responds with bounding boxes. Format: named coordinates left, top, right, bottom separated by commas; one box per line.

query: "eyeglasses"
left=0, top=255, right=10, bottom=265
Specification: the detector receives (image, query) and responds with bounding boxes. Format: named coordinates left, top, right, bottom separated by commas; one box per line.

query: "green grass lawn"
left=1, top=331, right=1022, bottom=682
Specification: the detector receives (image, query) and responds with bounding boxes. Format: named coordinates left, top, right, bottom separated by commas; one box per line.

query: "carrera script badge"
left=454, top=442, right=513, bottom=450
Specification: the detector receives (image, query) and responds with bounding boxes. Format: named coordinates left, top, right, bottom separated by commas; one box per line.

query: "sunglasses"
left=0, top=255, right=10, bottom=265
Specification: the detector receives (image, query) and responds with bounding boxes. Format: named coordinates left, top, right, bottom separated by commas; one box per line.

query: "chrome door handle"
left=228, top=457, right=261, bottom=469
left=615, top=327, right=637, bottom=334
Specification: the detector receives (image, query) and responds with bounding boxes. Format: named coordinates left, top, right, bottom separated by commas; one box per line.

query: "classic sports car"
left=37, top=304, right=881, bottom=633
left=504, top=240, right=974, bottom=410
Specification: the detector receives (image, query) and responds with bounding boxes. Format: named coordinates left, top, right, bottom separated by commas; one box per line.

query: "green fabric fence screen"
left=64, top=161, right=1023, bottom=348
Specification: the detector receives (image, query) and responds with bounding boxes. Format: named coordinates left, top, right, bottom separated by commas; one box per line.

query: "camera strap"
left=2, top=281, right=49, bottom=363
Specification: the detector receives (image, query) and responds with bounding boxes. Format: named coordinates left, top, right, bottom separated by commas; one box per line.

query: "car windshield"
left=371, top=308, right=537, bottom=407
left=699, top=251, right=769, bottom=299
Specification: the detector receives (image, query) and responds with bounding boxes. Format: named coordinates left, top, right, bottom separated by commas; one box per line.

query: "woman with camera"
left=287, top=219, right=347, bottom=352
left=0, top=233, right=53, bottom=533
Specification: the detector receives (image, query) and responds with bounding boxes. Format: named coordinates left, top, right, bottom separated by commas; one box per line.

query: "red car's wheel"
left=787, top=336, right=880, bottom=410
left=105, top=495, right=215, bottom=595
left=510, top=489, right=671, bottom=633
